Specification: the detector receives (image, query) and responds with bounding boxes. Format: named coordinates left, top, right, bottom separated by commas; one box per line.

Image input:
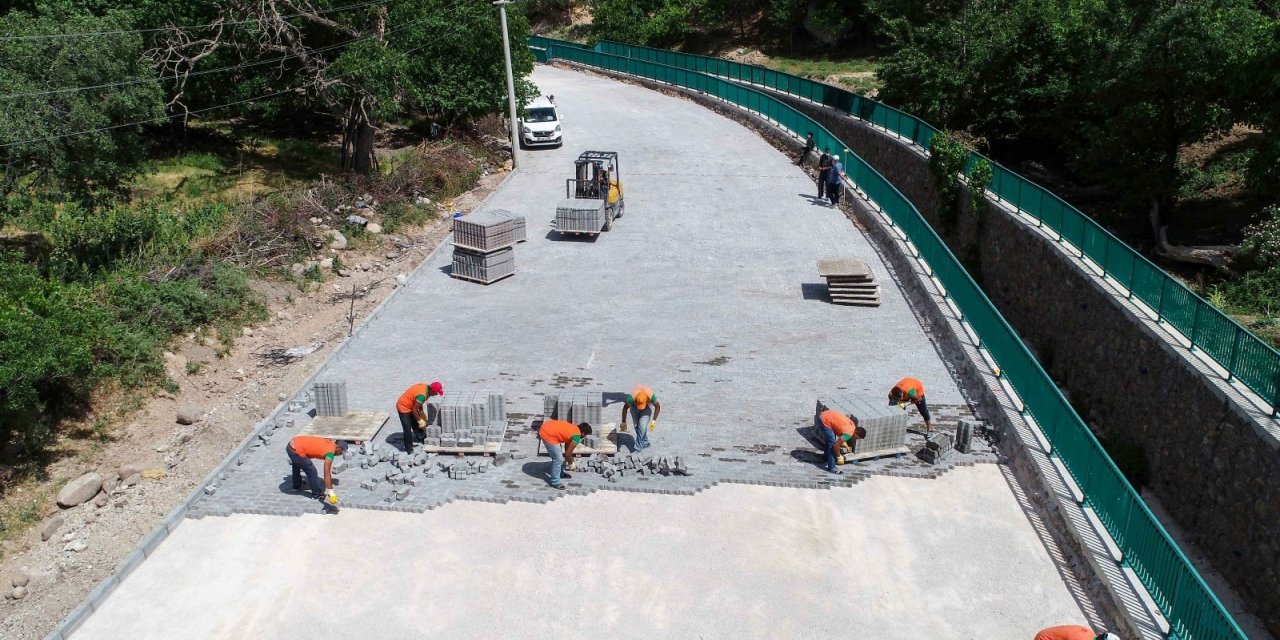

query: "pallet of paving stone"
left=544, top=390, right=603, bottom=426
left=451, top=246, right=515, bottom=284
left=300, top=410, right=389, bottom=443
left=312, top=380, right=349, bottom=417
left=535, top=422, right=619, bottom=455
left=489, top=209, right=527, bottom=243
left=817, top=257, right=881, bottom=307
left=452, top=209, right=523, bottom=252
left=555, top=198, right=608, bottom=234
left=814, top=393, right=909, bottom=461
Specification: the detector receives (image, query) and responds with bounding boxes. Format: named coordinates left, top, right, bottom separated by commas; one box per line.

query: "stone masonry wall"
left=771, top=91, right=1280, bottom=635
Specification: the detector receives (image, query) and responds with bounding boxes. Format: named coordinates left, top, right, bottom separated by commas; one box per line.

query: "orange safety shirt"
left=539, top=419, right=581, bottom=445
left=1034, top=626, right=1097, bottom=640
left=290, top=435, right=338, bottom=460
left=629, top=386, right=656, bottom=410
left=396, top=383, right=429, bottom=413
left=819, top=410, right=858, bottom=438
left=895, top=377, right=925, bottom=400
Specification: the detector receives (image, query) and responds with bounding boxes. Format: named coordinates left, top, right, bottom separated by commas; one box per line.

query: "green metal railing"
left=591, top=39, right=1280, bottom=418
left=533, top=39, right=1249, bottom=640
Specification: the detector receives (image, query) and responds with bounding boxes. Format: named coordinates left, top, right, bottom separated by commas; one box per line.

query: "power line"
left=0, top=0, right=472, bottom=101
left=0, top=0, right=387, bottom=42
left=1, top=6, right=490, bottom=149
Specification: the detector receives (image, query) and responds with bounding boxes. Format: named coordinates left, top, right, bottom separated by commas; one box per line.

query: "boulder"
left=318, top=257, right=335, bottom=270
left=325, top=229, right=348, bottom=250
left=276, top=310, right=294, bottom=321
left=122, top=473, right=141, bottom=488
left=12, top=571, right=30, bottom=587
left=11, top=586, right=26, bottom=600
left=241, top=327, right=254, bottom=337
left=118, top=463, right=143, bottom=478
left=100, top=469, right=120, bottom=493
left=175, top=407, right=202, bottom=425
left=40, top=516, right=64, bottom=541
left=63, top=539, right=87, bottom=553
left=290, top=263, right=306, bottom=277
left=366, top=223, right=383, bottom=234
left=56, top=473, right=102, bottom=508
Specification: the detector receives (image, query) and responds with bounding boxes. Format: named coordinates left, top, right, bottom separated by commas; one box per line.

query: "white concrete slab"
left=73, top=465, right=1088, bottom=639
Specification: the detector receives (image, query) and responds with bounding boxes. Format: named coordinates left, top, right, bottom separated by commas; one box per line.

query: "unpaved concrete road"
left=73, top=465, right=1088, bottom=639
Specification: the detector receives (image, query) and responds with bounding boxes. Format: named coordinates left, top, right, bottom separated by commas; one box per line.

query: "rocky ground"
left=0, top=171, right=507, bottom=640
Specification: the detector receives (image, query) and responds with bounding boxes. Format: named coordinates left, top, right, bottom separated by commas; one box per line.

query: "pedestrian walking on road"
left=286, top=435, right=347, bottom=503
left=817, top=149, right=833, bottom=199
left=396, top=381, right=444, bottom=454
left=827, top=155, right=845, bottom=206
left=797, top=132, right=815, bottom=166
left=620, top=385, right=661, bottom=451
left=888, top=376, right=932, bottom=432
left=537, top=419, right=592, bottom=490
left=1033, top=625, right=1119, bottom=640
left=817, top=409, right=864, bottom=473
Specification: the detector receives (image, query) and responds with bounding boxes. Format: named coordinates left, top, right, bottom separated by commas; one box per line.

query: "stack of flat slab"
left=817, top=258, right=881, bottom=307
left=312, top=380, right=349, bottom=417
left=555, top=198, right=608, bottom=234
left=421, top=389, right=507, bottom=453
left=451, top=209, right=525, bottom=284
left=542, top=390, right=603, bottom=426
left=814, top=392, right=909, bottom=460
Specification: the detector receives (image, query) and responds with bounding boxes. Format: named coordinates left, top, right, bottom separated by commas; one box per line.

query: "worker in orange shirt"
left=395, top=381, right=444, bottom=454
left=286, top=434, right=347, bottom=503
left=537, top=418, right=592, bottom=490
left=1033, top=625, right=1118, bottom=640
left=620, top=385, right=661, bottom=452
left=817, top=409, right=865, bottom=474
left=889, top=376, right=933, bottom=432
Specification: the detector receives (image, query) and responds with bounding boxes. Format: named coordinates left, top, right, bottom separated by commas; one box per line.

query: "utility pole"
left=494, top=0, right=520, bottom=170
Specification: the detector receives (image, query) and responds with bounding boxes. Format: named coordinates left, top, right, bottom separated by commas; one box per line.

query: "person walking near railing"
left=797, top=131, right=815, bottom=166
left=817, top=149, right=833, bottom=200
left=827, top=154, right=845, bottom=206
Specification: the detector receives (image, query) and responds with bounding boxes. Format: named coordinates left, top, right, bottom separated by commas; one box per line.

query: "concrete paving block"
left=393, top=487, right=410, bottom=501
left=139, top=527, right=168, bottom=557
left=457, top=438, right=475, bottom=448
left=115, top=549, right=147, bottom=581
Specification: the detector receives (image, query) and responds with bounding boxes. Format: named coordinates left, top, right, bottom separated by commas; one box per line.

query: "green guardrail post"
left=1189, top=304, right=1200, bottom=353
left=1156, top=277, right=1169, bottom=324
left=1227, top=330, right=1243, bottom=382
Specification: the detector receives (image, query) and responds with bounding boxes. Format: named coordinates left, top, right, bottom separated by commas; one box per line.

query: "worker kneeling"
left=287, top=435, right=347, bottom=504
left=818, top=409, right=865, bottom=474
left=536, top=418, right=592, bottom=491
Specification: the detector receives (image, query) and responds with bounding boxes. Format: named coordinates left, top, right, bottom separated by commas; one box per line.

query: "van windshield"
left=524, top=107, right=557, bottom=123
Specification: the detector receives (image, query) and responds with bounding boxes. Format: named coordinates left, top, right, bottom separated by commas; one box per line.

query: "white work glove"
left=417, top=418, right=426, bottom=428
left=325, top=489, right=339, bottom=505
left=648, top=420, right=656, bottom=432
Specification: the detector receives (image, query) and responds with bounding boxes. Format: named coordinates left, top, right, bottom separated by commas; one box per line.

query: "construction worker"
left=536, top=418, right=593, bottom=490
left=1033, top=625, right=1119, bottom=640
left=817, top=148, right=833, bottom=199
left=396, top=381, right=444, bottom=454
left=797, top=131, right=815, bottom=166
left=286, top=435, right=346, bottom=503
left=818, top=409, right=865, bottom=474
left=888, top=377, right=932, bottom=432
left=827, top=154, right=845, bottom=206
left=620, top=386, right=661, bottom=452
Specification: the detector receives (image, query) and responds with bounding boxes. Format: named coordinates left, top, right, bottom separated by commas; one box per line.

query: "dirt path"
left=0, top=171, right=508, bottom=640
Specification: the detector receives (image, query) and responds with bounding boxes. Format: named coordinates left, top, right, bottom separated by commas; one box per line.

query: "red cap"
left=428, top=381, right=444, bottom=396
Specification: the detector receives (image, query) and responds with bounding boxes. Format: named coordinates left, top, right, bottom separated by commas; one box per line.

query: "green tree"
left=0, top=7, right=165, bottom=208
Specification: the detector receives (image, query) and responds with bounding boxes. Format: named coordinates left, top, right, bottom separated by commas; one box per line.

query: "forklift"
left=555, top=151, right=625, bottom=235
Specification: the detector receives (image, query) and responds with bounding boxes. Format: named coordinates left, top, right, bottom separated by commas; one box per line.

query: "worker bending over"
left=889, top=376, right=933, bottom=432
left=1033, top=625, right=1118, bottom=640
left=287, top=435, right=347, bottom=504
left=396, top=381, right=444, bottom=454
left=620, top=385, right=661, bottom=452
left=818, top=409, right=865, bottom=474
left=537, top=419, right=592, bottom=490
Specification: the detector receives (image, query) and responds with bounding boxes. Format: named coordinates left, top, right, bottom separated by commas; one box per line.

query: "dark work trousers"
left=287, top=445, right=324, bottom=496
left=817, top=169, right=830, bottom=198
left=828, top=178, right=842, bottom=205
left=913, top=397, right=932, bottom=423
left=819, top=427, right=839, bottom=471
left=398, top=411, right=423, bottom=454
left=798, top=144, right=814, bottom=165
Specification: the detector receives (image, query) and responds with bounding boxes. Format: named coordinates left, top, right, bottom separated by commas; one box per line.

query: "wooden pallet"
left=450, top=271, right=515, bottom=285
left=418, top=441, right=503, bottom=455
left=301, top=410, right=389, bottom=443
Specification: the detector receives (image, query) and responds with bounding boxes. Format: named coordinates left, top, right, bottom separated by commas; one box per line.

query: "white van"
left=520, top=96, right=562, bottom=147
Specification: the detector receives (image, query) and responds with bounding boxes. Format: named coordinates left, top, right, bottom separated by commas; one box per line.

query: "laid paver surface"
left=189, top=64, right=978, bottom=517
left=76, top=465, right=1089, bottom=640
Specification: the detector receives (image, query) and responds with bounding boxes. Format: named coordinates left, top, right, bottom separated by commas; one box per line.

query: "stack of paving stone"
left=542, top=390, right=603, bottom=426
left=555, top=198, right=608, bottom=233
left=451, top=209, right=525, bottom=284
left=955, top=419, right=978, bottom=453
left=815, top=393, right=908, bottom=459
left=578, top=453, right=691, bottom=483
left=918, top=432, right=956, bottom=464
left=312, top=380, right=348, bottom=417
left=817, top=258, right=881, bottom=307
left=423, top=390, right=507, bottom=449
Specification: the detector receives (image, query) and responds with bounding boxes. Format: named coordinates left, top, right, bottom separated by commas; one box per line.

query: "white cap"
left=1098, top=634, right=1120, bottom=640
left=833, top=154, right=840, bottom=161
